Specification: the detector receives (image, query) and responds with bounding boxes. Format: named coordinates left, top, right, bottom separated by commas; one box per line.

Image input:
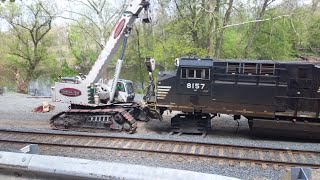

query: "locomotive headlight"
left=175, top=58, right=180, bottom=67
left=145, top=57, right=155, bottom=72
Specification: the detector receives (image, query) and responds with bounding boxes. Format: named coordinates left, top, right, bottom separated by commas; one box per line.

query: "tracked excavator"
left=51, top=0, right=156, bottom=133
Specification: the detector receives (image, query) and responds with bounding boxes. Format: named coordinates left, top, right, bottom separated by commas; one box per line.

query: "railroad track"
left=0, top=129, right=319, bottom=170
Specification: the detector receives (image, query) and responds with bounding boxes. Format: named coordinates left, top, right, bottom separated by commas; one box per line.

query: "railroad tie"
left=199, top=146, right=205, bottom=155
left=269, top=151, right=279, bottom=170
left=238, top=149, right=244, bottom=158
left=218, top=147, right=224, bottom=156
left=139, top=142, right=147, bottom=150
left=258, top=151, right=264, bottom=160
left=287, top=151, right=297, bottom=163
left=181, top=144, right=188, bottom=153
left=209, top=146, right=214, bottom=156
left=279, top=152, right=287, bottom=162
left=309, top=153, right=319, bottom=164
left=91, top=138, right=103, bottom=146
left=156, top=143, right=163, bottom=151
left=122, top=141, right=132, bottom=149
left=146, top=142, right=154, bottom=150
left=52, top=137, right=62, bottom=143
left=1, top=133, right=15, bottom=140
left=109, top=140, right=119, bottom=147
left=248, top=149, right=254, bottom=159
left=61, top=138, right=72, bottom=145
left=172, top=144, right=179, bottom=152
left=114, top=140, right=124, bottom=148
left=190, top=145, right=197, bottom=154
left=84, top=139, right=95, bottom=146
left=299, top=153, right=307, bottom=163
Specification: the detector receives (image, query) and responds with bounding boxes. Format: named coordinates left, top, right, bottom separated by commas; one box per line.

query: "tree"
left=244, top=0, right=276, bottom=58
left=0, top=1, right=57, bottom=93
left=67, top=23, right=100, bottom=74
left=65, top=0, right=125, bottom=48
left=214, top=0, right=234, bottom=58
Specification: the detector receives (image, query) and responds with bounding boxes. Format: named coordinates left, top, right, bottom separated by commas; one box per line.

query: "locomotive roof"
left=178, top=57, right=314, bottom=67
left=220, top=59, right=313, bottom=64
left=179, top=58, right=213, bottom=67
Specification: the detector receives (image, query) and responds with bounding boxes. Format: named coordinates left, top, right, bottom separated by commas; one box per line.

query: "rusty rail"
left=0, top=129, right=319, bottom=170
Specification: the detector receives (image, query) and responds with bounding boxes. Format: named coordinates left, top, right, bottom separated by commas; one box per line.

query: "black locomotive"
left=149, top=57, right=320, bottom=138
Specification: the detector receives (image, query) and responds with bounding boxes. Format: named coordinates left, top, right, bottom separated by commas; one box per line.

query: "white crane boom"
left=53, top=0, right=151, bottom=105
left=83, top=0, right=151, bottom=85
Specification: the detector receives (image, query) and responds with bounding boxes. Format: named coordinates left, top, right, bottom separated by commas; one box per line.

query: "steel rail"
left=0, top=128, right=318, bottom=153
left=0, top=129, right=319, bottom=169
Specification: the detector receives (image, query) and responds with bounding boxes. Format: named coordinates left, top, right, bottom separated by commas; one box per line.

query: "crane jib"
left=114, top=19, right=126, bottom=39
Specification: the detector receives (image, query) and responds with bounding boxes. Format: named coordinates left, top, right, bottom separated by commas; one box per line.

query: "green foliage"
left=251, top=16, right=296, bottom=60
left=308, top=19, right=320, bottom=48
left=221, top=29, right=246, bottom=59
left=0, top=1, right=56, bottom=93
left=151, top=19, right=208, bottom=68
left=68, top=24, right=100, bottom=74
left=60, top=60, right=77, bottom=77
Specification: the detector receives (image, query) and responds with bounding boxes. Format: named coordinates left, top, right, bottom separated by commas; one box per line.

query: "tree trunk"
left=208, top=0, right=216, bottom=56
left=15, top=70, right=28, bottom=93
left=215, top=0, right=234, bottom=58
left=135, top=28, right=144, bottom=89
left=312, top=0, right=319, bottom=13
left=213, top=0, right=220, bottom=57
left=98, top=11, right=105, bottom=48
left=244, top=0, right=274, bottom=58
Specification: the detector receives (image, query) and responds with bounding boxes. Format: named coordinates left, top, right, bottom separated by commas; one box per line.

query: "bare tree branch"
left=222, top=14, right=292, bottom=29
left=65, top=10, right=100, bottom=30
left=56, top=15, right=103, bottom=48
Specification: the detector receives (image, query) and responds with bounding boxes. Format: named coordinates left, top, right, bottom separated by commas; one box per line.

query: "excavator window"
left=116, top=82, right=125, bottom=92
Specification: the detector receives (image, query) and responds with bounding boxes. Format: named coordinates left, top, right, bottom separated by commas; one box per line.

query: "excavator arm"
left=53, top=0, right=151, bottom=105
left=83, top=0, right=151, bottom=85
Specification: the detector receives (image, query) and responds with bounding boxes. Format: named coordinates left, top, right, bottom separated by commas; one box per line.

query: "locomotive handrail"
left=275, top=96, right=320, bottom=100
left=213, top=72, right=281, bottom=77
left=213, top=73, right=285, bottom=86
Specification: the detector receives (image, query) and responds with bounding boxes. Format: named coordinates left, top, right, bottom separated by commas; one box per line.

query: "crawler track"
left=0, top=129, right=319, bottom=170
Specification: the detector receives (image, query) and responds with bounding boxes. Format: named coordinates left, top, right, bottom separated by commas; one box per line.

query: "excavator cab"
left=114, top=80, right=135, bottom=102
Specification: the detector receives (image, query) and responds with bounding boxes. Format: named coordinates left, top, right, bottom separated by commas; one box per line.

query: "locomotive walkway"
left=0, top=129, right=319, bottom=170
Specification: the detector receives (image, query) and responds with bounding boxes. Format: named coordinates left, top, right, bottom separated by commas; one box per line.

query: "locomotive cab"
left=176, top=58, right=212, bottom=109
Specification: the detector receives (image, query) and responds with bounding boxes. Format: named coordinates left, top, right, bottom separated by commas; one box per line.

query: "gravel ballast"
left=0, top=92, right=319, bottom=180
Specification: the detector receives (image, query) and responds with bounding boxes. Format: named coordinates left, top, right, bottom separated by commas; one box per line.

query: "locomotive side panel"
left=210, top=83, right=286, bottom=118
